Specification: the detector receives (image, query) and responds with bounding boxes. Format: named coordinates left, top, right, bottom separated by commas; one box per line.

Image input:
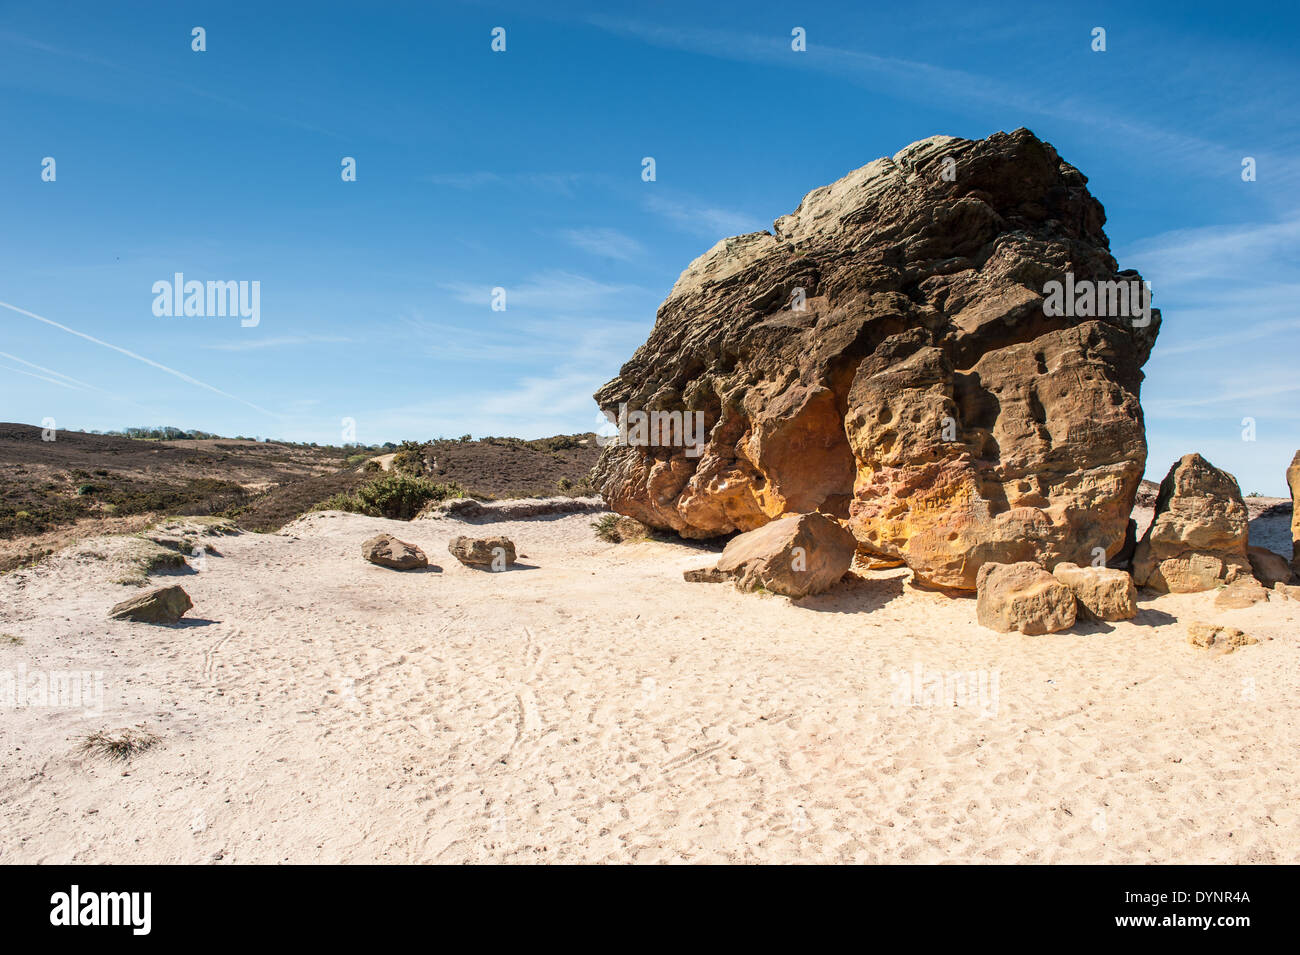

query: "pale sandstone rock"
left=715, top=512, right=855, bottom=598
left=1052, top=562, right=1136, bottom=621
left=976, top=561, right=1077, bottom=634
left=1133, top=454, right=1251, bottom=593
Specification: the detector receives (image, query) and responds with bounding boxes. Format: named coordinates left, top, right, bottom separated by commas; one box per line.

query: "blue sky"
left=1, top=0, right=1297, bottom=493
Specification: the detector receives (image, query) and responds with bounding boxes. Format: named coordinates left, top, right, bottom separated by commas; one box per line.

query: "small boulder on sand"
left=1214, top=576, right=1271, bottom=609
left=449, top=535, right=517, bottom=569
left=361, top=533, right=428, bottom=570
left=1247, top=546, right=1293, bottom=588
left=109, top=585, right=193, bottom=625
left=1186, top=622, right=1257, bottom=653
left=976, top=562, right=1077, bottom=634
left=715, top=512, right=855, bottom=598
left=1052, top=562, right=1137, bottom=621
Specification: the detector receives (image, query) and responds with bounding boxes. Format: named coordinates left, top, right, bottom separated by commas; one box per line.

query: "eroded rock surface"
left=1133, top=454, right=1250, bottom=593
left=976, top=561, right=1077, bottom=634
left=594, top=128, right=1158, bottom=590
left=1052, top=562, right=1137, bottom=621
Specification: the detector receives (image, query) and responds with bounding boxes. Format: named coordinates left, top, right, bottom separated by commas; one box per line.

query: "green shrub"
left=316, top=473, right=465, bottom=520
left=592, top=513, right=621, bottom=543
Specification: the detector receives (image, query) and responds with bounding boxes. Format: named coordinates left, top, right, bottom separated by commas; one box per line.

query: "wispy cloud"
left=558, top=227, right=647, bottom=262
left=0, top=300, right=278, bottom=418
left=201, top=335, right=353, bottom=352
left=586, top=16, right=1300, bottom=190
left=0, top=350, right=96, bottom=391
left=643, top=194, right=766, bottom=239
left=438, top=270, right=642, bottom=312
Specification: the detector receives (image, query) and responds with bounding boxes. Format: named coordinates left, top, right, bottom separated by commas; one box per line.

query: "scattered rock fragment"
left=1186, top=623, right=1257, bottom=653
left=683, top=566, right=730, bottom=583
left=976, top=562, right=1077, bottom=634
left=449, top=535, right=517, bottom=569
left=109, top=585, right=193, bottom=625
left=361, top=533, right=428, bottom=570
left=1273, top=582, right=1300, bottom=600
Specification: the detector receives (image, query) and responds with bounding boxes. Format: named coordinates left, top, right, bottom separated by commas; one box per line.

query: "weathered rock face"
left=594, top=129, right=1159, bottom=590
left=715, top=512, right=856, bottom=597
left=1132, top=454, right=1251, bottom=593
left=975, top=561, right=1077, bottom=634
left=1052, top=562, right=1137, bottom=621
left=1289, top=451, right=1300, bottom=574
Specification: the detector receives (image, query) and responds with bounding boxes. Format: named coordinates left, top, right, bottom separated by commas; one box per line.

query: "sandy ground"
left=1, top=507, right=1298, bottom=864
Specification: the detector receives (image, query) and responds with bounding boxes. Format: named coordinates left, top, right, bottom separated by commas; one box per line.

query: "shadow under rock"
left=796, top=573, right=907, bottom=614
left=1131, top=606, right=1178, bottom=627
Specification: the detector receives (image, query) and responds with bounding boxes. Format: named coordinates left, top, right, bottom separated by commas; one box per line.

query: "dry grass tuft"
left=80, top=727, right=161, bottom=761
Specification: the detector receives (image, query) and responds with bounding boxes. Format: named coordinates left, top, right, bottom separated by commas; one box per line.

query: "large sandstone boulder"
left=1289, top=451, right=1300, bottom=575
left=109, top=585, right=193, bottom=625
left=715, top=512, right=855, bottom=597
left=976, top=562, right=1077, bottom=634
left=361, top=533, right=428, bottom=570
left=1052, top=562, right=1136, bottom=621
left=594, top=129, right=1159, bottom=590
left=1132, top=454, right=1251, bottom=593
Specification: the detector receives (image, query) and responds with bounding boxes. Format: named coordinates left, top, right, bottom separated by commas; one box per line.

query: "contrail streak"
left=0, top=300, right=278, bottom=417
left=0, top=362, right=82, bottom=390
left=0, top=350, right=92, bottom=390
